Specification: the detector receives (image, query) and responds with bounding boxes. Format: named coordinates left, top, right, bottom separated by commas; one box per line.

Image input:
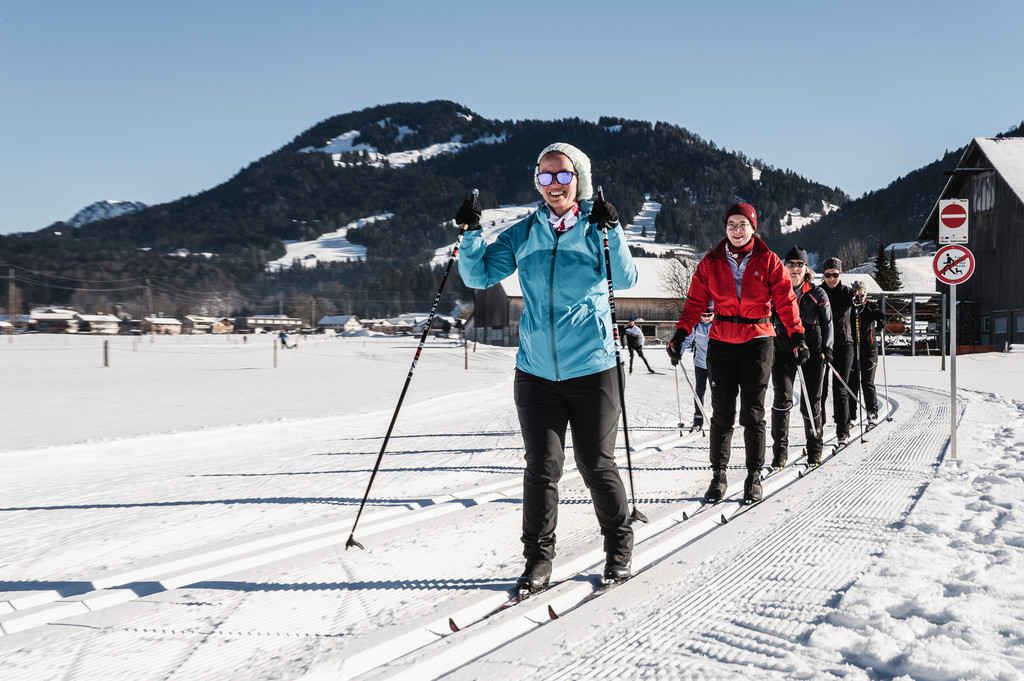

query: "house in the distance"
left=317, top=315, right=363, bottom=333
left=142, top=316, right=183, bottom=335
left=233, top=315, right=303, bottom=334
left=919, top=136, right=1024, bottom=349
left=74, top=312, right=121, bottom=334
left=30, top=307, right=79, bottom=333
left=183, top=316, right=234, bottom=334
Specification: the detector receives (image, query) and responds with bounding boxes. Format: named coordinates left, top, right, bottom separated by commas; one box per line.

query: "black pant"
left=821, top=344, right=854, bottom=438
left=626, top=344, right=653, bottom=373
left=772, top=357, right=826, bottom=458
left=849, top=346, right=879, bottom=416
left=707, top=338, right=773, bottom=472
left=514, top=367, right=632, bottom=564
left=693, top=365, right=709, bottom=425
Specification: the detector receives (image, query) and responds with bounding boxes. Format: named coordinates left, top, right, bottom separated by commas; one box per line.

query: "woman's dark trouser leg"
left=693, top=366, right=709, bottom=425
left=738, top=339, right=773, bottom=471
left=566, top=367, right=632, bottom=565
left=800, top=357, right=826, bottom=458
left=771, top=362, right=795, bottom=460
left=514, top=370, right=568, bottom=562
left=832, top=344, right=854, bottom=437
left=707, top=340, right=739, bottom=471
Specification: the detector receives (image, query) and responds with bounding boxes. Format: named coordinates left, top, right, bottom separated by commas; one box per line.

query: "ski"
left=449, top=583, right=550, bottom=631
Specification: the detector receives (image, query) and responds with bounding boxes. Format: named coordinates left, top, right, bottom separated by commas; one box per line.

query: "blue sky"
left=3, top=0, right=1023, bottom=234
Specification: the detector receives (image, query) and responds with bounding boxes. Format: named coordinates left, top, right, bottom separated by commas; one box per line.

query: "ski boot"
left=515, top=559, right=552, bottom=595
left=704, top=469, right=727, bottom=503
left=690, top=422, right=703, bottom=434
left=602, top=558, right=631, bottom=584
left=743, top=469, right=763, bottom=504
left=771, top=452, right=787, bottom=469
left=806, top=448, right=822, bottom=467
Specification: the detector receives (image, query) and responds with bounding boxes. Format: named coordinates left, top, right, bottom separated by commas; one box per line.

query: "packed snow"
left=1, top=331, right=1021, bottom=680
left=266, top=214, right=394, bottom=270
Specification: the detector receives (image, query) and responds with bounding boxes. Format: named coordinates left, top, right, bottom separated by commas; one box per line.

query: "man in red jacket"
left=667, top=203, right=806, bottom=504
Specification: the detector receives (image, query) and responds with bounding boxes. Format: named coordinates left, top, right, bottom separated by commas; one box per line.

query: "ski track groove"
left=525, top=385, right=950, bottom=681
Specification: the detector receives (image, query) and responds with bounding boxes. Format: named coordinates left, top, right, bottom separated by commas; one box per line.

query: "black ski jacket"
left=824, top=282, right=854, bottom=346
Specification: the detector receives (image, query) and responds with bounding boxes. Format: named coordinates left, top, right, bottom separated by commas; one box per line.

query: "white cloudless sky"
left=2, top=0, right=1023, bottom=233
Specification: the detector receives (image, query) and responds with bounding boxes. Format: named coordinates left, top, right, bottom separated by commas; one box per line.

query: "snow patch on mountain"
left=780, top=200, right=840, bottom=235
left=67, top=199, right=147, bottom=227
left=266, top=213, right=394, bottom=270
left=300, top=126, right=505, bottom=169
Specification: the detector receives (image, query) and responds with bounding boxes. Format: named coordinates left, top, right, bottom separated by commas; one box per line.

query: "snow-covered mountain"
left=66, top=199, right=147, bottom=227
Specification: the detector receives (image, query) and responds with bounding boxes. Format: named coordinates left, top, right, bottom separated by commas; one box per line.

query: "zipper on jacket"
left=548, top=234, right=560, bottom=380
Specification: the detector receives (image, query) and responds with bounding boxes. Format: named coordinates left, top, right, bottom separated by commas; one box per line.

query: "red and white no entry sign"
left=933, top=244, right=975, bottom=285
left=939, top=198, right=969, bottom=244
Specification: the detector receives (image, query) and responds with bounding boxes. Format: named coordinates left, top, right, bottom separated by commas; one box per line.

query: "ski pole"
left=673, top=364, right=684, bottom=436
left=826, top=361, right=858, bottom=402
left=596, top=186, right=647, bottom=524
left=678, top=361, right=709, bottom=436
left=345, top=189, right=478, bottom=550
left=796, top=364, right=819, bottom=439
left=853, top=308, right=867, bottom=442
left=880, top=325, right=892, bottom=422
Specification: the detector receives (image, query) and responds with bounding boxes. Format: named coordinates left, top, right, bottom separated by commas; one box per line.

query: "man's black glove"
left=455, top=199, right=481, bottom=230
left=822, top=346, right=833, bottom=365
left=666, top=327, right=689, bottom=366
left=588, top=198, right=619, bottom=227
left=791, top=332, right=810, bottom=366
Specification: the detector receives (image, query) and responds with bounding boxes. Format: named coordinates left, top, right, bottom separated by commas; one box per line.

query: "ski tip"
left=448, top=617, right=460, bottom=632
left=720, top=514, right=729, bottom=524
left=547, top=604, right=559, bottom=620
left=681, top=511, right=689, bottom=521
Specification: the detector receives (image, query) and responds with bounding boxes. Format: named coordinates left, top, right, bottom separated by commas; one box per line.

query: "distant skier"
left=849, top=282, right=884, bottom=423
left=679, top=306, right=714, bottom=432
left=666, top=203, right=805, bottom=504
left=770, top=247, right=833, bottom=468
left=279, top=331, right=291, bottom=349
left=455, top=142, right=637, bottom=592
left=622, top=319, right=656, bottom=374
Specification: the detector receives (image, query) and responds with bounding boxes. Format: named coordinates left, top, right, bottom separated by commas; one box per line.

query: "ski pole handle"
left=456, top=188, right=479, bottom=231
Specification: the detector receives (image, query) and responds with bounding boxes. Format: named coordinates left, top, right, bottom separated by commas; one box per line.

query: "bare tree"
left=660, top=255, right=698, bottom=314
left=836, top=238, right=871, bottom=270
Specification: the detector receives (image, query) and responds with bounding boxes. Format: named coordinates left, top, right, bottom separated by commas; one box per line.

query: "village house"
left=182, top=315, right=234, bottom=334
left=141, top=316, right=183, bottom=335
left=233, top=315, right=303, bottom=334
left=317, top=315, right=363, bottom=333
left=73, top=312, right=121, bottom=335
left=30, top=307, right=79, bottom=333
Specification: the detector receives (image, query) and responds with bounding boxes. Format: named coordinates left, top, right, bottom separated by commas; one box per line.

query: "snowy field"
left=1, top=333, right=1023, bottom=680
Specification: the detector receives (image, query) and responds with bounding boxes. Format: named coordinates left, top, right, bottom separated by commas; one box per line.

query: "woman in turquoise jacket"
left=456, top=142, right=638, bottom=593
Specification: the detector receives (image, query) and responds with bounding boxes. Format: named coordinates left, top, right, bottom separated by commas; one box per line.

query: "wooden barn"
left=918, top=136, right=1024, bottom=349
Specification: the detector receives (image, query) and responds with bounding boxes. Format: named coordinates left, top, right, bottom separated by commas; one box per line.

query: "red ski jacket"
left=675, top=237, right=803, bottom=344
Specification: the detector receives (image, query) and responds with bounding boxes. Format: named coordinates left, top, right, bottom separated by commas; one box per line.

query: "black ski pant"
left=514, top=367, right=632, bottom=565
left=626, top=345, right=653, bottom=373
left=692, top=365, right=709, bottom=426
left=772, top=357, right=826, bottom=460
left=849, top=346, right=879, bottom=417
left=820, top=343, right=854, bottom=438
left=706, top=337, right=773, bottom=473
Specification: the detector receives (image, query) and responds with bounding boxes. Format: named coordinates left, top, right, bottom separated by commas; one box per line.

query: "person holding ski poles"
left=818, top=257, right=855, bottom=445
left=622, top=319, right=656, bottom=374
left=679, top=305, right=714, bottom=432
left=770, top=247, right=833, bottom=468
left=849, top=281, right=884, bottom=423
left=455, top=142, right=637, bottom=593
left=666, top=203, right=805, bottom=504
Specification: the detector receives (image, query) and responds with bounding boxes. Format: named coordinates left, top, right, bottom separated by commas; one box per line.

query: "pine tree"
left=888, top=251, right=903, bottom=291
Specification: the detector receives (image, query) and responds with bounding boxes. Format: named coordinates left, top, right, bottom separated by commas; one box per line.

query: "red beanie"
left=724, top=203, right=757, bottom=230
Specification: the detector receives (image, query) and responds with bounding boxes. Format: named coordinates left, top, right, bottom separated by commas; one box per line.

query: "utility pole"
left=8, top=268, right=15, bottom=341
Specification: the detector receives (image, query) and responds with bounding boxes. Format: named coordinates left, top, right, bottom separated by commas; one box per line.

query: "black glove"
left=791, top=332, right=810, bottom=366
left=666, top=327, right=689, bottom=366
left=588, top=198, right=619, bottom=226
left=822, top=346, right=833, bottom=365
left=455, top=199, right=481, bottom=230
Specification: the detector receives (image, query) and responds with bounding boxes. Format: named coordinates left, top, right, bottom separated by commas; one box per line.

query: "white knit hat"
left=534, top=142, right=593, bottom=201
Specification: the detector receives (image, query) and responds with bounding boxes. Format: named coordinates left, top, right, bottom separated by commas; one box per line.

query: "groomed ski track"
left=0, top=339, right=955, bottom=681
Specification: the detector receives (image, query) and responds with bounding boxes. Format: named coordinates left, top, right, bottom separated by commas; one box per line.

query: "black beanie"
left=784, top=245, right=808, bottom=263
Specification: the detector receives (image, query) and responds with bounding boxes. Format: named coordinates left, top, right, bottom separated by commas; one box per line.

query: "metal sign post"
left=934, top=244, right=975, bottom=461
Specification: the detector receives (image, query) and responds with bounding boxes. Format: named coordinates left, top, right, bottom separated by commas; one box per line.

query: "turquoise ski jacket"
left=459, top=200, right=638, bottom=381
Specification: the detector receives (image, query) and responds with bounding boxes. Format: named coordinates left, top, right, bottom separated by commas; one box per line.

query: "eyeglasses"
left=823, top=272, right=840, bottom=279
left=537, top=171, right=576, bottom=186
left=785, top=261, right=805, bottom=269
left=725, top=222, right=751, bottom=232
left=853, top=293, right=867, bottom=301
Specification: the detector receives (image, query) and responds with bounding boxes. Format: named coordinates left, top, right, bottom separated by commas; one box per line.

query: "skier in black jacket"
left=819, top=257, right=856, bottom=444
left=849, top=281, right=884, bottom=423
left=621, top=319, right=656, bottom=374
left=771, top=247, right=834, bottom=467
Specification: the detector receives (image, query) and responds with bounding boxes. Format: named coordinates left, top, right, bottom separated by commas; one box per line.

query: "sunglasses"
left=701, top=313, right=714, bottom=318
left=853, top=293, right=867, bottom=302
left=823, top=272, right=840, bottom=279
left=785, top=261, right=805, bottom=269
left=537, top=171, right=576, bottom=186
